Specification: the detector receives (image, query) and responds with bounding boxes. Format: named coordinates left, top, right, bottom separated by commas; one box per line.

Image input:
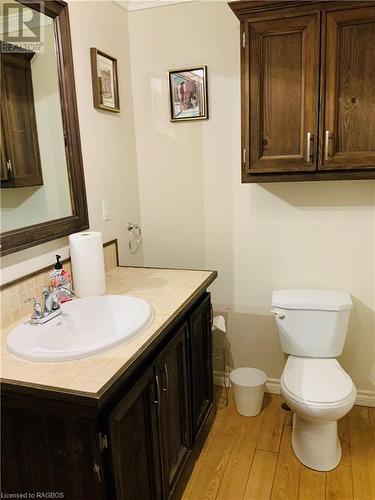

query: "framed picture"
left=168, top=66, right=208, bottom=122
left=90, top=48, right=120, bottom=113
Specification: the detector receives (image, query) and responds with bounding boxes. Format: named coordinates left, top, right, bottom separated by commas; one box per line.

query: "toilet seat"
left=281, top=356, right=354, bottom=405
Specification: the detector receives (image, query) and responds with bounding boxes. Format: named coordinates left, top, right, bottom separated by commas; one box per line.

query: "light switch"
left=102, top=199, right=111, bottom=221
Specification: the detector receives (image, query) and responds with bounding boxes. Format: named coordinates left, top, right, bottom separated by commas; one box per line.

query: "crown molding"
left=115, top=0, right=195, bottom=12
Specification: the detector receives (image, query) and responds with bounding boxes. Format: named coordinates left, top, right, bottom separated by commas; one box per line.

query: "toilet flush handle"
left=270, top=308, right=286, bottom=319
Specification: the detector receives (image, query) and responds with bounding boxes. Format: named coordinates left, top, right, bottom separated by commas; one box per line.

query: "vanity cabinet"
left=189, top=293, right=214, bottom=441
left=1, top=291, right=215, bottom=500
left=108, top=366, right=163, bottom=499
left=1, top=51, right=43, bottom=187
left=229, top=1, right=375, bottom=182
left=157, top=323, right=190, bottom=497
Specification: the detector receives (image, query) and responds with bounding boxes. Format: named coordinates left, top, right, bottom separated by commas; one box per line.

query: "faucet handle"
left=49, top=291, right=61, bottom=311
left=25, top=297, right=43, bottom=319
left=25, top=297, right=40, bottom=306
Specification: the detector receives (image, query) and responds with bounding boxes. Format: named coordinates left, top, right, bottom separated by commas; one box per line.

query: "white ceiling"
left=116, top=0, right=195, bottom=12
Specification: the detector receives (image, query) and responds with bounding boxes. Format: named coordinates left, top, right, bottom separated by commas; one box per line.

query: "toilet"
left=271, top=289, right=356, bottom=472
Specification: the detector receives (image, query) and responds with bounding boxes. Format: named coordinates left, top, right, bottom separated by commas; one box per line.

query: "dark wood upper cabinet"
left=230, top=1, right=375, bottom=182
left=1, top=125, right=9, bottom=182
left=246, top=13, right=320, bottom=173
left=320, top=6, right=375, bottom=170
left=1, top=51, right=43, bottom=187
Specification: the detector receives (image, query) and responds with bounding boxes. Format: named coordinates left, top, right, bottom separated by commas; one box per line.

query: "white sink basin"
left=6, top=295, right=152, bottom=363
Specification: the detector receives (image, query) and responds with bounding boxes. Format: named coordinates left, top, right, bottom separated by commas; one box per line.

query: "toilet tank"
left=271, top=289, right=353, bottom=358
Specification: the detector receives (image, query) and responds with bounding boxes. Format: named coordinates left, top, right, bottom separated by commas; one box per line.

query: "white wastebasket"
left=230, top=367, right=267, bottom=416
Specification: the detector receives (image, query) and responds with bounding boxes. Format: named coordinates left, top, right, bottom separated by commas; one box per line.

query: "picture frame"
left=168, top=66, right=208, bottom=122
left=90, top=48, right=120, bottom=113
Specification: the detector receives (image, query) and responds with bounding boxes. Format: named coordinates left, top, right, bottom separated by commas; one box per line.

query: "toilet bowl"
left=281, top=356, right=356, bottom=471
left=271, top=289, right=355, bottom=472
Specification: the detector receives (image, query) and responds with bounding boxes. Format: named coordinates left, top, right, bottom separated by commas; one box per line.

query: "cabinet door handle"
left=305, top=132, right=313, bottom=162
left=154, top=374, right=161, bottom=406
left=324, top=130, right=330, bottom=161
left=161, top=363, right=169, bottom=396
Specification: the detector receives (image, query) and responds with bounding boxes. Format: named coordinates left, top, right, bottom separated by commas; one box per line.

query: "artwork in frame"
left=90, top=48, right=120, bottom=113
left=168, top=66, right=208, bottom=122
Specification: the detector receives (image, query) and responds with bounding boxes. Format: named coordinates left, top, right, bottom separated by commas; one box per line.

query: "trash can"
left=229, top=367, right=267, bottom=416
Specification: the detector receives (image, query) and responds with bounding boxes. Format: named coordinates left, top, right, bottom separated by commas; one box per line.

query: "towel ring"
left=127, top=223, right=142, bottom=252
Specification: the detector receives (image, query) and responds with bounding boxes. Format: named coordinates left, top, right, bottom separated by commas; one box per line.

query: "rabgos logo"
left=1, top=2, right=44, bottom=53
left=36, top=494, right=64, bottom=499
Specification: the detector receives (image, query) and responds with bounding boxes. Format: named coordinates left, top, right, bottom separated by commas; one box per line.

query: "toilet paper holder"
left=212, top=315, right=229, bottom=408
left=127, top=223, right=141, bottom=252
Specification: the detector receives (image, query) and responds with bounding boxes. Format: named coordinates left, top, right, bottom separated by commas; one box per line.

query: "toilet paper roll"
left=212, top=315, right=226, bottom=333
left=69, top=231, right=106, bottom=297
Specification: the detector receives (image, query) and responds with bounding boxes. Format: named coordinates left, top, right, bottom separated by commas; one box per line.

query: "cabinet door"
left=188, top=293, right=213, bottom=441
left=320, top=6, right=375, bottom=170
left=245, top=13, right=320, bottom=173
left=158, top=323, right=190, bottom=498
left=1, top=124, right=9, bottom=182
left=108, top=366, right=163, bottom=500
left=2, top=406, right=106, bottom=500
left=1, top=53, right=43, bottom=187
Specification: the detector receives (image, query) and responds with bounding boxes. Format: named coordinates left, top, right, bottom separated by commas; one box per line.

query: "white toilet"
left=271, top=289, right=356, bottom=472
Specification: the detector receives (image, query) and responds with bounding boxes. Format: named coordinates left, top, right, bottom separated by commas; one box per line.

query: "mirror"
left=0, top=0, right=88, bottom=255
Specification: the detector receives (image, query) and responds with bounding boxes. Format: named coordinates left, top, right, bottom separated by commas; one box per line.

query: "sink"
left=6, top=295, right=152, bottom=363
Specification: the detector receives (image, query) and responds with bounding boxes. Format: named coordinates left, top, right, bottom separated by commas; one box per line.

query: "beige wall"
left=1, top=0, right=143, bottom=284
left=127, top=1, right=375, bottom=392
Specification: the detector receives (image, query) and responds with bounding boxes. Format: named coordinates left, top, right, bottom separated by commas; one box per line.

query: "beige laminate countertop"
left=0, top=266, right=216, bottom=399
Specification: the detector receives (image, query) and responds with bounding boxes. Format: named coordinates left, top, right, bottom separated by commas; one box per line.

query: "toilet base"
left=291, top=414, right=342, bottom=471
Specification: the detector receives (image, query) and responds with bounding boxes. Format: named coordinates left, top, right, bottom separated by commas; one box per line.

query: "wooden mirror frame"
left=0, top=0, right=89, bottom=256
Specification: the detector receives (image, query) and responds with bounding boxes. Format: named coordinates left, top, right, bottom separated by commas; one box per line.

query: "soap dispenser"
left=50, top=255, right=72, bottom=303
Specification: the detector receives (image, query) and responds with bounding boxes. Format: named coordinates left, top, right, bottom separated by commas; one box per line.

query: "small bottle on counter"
left=50, top=255, right=72, bottom=303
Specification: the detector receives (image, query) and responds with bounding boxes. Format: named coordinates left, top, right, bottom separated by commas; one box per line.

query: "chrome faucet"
left=28, top=285, right=76, bottom=325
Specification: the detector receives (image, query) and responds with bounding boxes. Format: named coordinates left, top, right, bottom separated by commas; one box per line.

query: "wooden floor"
left=182, top=389, right=375, bottom=500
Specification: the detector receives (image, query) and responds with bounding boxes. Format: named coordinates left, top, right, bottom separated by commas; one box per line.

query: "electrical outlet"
left=102, top=199, right=111, bottom=221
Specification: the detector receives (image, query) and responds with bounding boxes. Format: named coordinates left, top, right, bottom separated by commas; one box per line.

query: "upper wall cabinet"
left=229, top=1, right=375, bottom=182
left=322, top=6, right=375, bottom=171
left=1, top=52, right=43, bottom=188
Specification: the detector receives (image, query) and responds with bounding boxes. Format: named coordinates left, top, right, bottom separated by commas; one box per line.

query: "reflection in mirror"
left=1, top=1, right=72, bottom=233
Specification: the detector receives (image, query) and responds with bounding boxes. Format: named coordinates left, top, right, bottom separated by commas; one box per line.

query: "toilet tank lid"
left=272, top=289, right=353, bottom=311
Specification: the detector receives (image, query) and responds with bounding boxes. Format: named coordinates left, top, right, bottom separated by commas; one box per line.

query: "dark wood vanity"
left=1, top=282, right=215, bottom=500
left=229, top=0, right=375, bottom=182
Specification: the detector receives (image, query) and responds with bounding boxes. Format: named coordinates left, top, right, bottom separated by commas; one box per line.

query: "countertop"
left=0, top=266, right=216, bottom=399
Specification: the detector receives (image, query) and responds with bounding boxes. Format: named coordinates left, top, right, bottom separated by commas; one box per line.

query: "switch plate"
left=102, top=199, right=111, bottom=221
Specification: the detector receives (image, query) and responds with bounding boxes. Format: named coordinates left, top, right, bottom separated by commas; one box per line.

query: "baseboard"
left=213, top=370, right=226, bottom=387
left=355, top=390, right=375, bottom=407
left=265, top=378, right=282, bottom=395
left=214, top=371, right=375, bottom=407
